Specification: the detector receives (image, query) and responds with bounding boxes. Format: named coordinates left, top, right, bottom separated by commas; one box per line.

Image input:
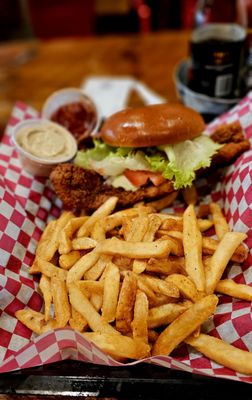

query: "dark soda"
left=189, top=23, right=248, bottom=98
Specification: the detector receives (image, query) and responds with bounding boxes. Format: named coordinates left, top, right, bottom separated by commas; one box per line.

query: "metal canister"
left=189, top=23, right=248, bottom=98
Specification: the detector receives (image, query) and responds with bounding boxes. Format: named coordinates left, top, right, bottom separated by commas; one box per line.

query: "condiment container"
left=11, top=118, right=77, bottom=177
left=41, top=87, right=100, bottom=145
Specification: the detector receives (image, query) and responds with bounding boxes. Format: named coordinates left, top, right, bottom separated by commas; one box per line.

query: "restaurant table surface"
left=0, top=30, right=251, bottom=400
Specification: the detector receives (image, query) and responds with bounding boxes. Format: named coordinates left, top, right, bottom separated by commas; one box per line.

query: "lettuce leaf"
left=158, top=135, right=222, bottom=189
left=74, top=136, right=222, bottom=189
left=74, top=140, right=150, bottom=176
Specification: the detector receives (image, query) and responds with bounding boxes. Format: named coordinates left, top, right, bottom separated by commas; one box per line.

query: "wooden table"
left=0, top=30, right=191, bottom=135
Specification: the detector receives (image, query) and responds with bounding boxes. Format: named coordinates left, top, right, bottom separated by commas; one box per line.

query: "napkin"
left=81, top=76, right=166, bottom=117
left=0, top=95, right=251, bottom=383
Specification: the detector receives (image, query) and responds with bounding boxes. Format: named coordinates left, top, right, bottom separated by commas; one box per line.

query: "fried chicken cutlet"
left=50, top=163, right=174, bottom=211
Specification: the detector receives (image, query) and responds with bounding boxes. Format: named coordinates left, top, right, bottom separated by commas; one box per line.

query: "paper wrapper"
left=0, top=96, right=252, bottom=383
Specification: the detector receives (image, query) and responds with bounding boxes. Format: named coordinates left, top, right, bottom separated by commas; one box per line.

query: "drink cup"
left=189, top=23, right=248, bottom=98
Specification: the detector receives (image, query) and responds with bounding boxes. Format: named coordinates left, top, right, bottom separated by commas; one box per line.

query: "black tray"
left=0, top=360, right=251, bottom=399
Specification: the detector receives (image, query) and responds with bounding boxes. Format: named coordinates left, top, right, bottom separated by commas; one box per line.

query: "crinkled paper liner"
left=0, top=96, right=252, bottom=383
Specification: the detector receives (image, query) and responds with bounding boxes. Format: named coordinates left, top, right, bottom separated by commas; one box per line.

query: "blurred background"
left=0, top=0, right=242, bottom=41
left=0, top=0, right=249, bottom=133
left=0, top=0, right=239, bottom=41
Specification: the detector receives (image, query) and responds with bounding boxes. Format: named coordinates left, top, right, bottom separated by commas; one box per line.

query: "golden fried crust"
left=50, top=163, right=175, bottom=212
left=210, top=122, right=250, bottom=165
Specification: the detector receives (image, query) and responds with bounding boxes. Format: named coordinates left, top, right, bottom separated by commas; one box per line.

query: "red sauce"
left=51, top=101, right=96, bottom=141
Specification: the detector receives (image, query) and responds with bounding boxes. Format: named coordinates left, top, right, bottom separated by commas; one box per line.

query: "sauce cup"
left=41, top=87, right=101, bottom=146
left=11, top=118, right=78, bottom=177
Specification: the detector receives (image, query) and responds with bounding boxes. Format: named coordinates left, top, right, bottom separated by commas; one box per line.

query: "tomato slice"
left=124, top=170, right=166, bottom=187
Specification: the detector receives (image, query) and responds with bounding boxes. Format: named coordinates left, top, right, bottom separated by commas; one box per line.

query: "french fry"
left=46, top=212, right=74, bottom=257
left=146, top=256, right=185, bottom=275
left=29, top=257, right=41, bottom=274
left=30, top=215, right=71, bottom=272
left=77, top=280, right=103, bottom=296
left=35, top=220, right=58, bottom=261
left=72, top=237, right=97, bottom=250
left=205, top=232, right=247, bottom=294
left=15, top=309, right=58, bottom=335
left=142, top=214, right=162, bottom=242
left=77, top=196, right=119, bottom=237
left=68, top=283, right=119, bottom=335
left=91, top=221, right=106, bottom=241
left=84, top=255, right=111, bottom=281
left=15, top=309, right=45, bottom=335
left=83, top=332, right=150, bottom=359
left=66, top=250, right=99, bottom=284
left=51, top=277, right=71, bottom=327
left=58, top=215, right=88, bottom=255
left=37, top=257, right=68, bottom=281
left=39, top=274, right=52, bottom=321
left=197, top=219, right=214, bottom=232
left=215, top=279, right=252, bottom=301
left=138, top=275, right=180, bottom=299
left=148, top=301, right=192, bottom=328
left=183, top=204, right=205, bottom=292
left=182, top=185, right=198, bottom=205
left=147, top=293, right=178, bottom=308
left=165, top=274, right=199, bottom=302
left=160, top=216, right=213, bottom=232
left=167, top=231, right=248, bottom=263
left=123, top=215, right=149, bottom=242
left=90, top=292, right=103, bottom=311
left=137, top=277, right=157, bottom=302
left=185, top=333, right=252, bottom=375
left=157, top=235, right=184, bottom=257
left=146, top=191, right=179, bottom=211
left=59, top=250, right=81, bottom=270
left=116, top=271, right=137, bottom=334
left=69, top=305, right=88, bottom=332
left=131, top=290, right=149, bottom=344
left=102, top=262, right=120, bottom=323
left=112, top=255, right=132, bottom=270
left=209, top=202, right=229, bottom=240
left=202, top=237, right=248, bottom=263
left=58, top=224, right=72, bottom=255
left=96, top=237, right=174, bottom=259
left=152, top=294, right=218, bottom=356
left=106, top=205, right=153, bottom=224
left=132, top=259, right=147, bottom=274
left=159, top=218, right=183, bottom=232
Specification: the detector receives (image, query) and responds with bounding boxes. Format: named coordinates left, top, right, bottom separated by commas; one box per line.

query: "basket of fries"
left=0, top=96, right=251, bottom=384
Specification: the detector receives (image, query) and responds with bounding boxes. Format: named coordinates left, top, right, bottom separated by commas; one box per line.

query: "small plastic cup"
left=11, top=118, right=78, bottom=177
left=41, top=87, right=101, bottom=143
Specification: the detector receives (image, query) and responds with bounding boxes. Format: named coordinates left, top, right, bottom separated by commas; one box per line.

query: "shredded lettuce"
left=74, top=136, right=222, bottom=189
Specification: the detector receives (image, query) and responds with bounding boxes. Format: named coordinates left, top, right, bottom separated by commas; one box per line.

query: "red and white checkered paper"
left=0, top=97, right=252, bottom=383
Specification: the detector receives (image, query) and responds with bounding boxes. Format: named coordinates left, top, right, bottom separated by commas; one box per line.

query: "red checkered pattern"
left=0, top=97, right=252, bottom=383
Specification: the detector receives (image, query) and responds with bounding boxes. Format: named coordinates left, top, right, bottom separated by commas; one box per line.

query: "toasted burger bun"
left=100, top=103, right=205, bottom=147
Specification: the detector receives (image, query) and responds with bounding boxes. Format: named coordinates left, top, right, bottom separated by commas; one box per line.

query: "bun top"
left=100, top=103, right=205, bottom=147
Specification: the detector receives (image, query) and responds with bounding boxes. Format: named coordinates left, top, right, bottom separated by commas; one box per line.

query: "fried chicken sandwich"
left=50, top=103, right=250, bottom=212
